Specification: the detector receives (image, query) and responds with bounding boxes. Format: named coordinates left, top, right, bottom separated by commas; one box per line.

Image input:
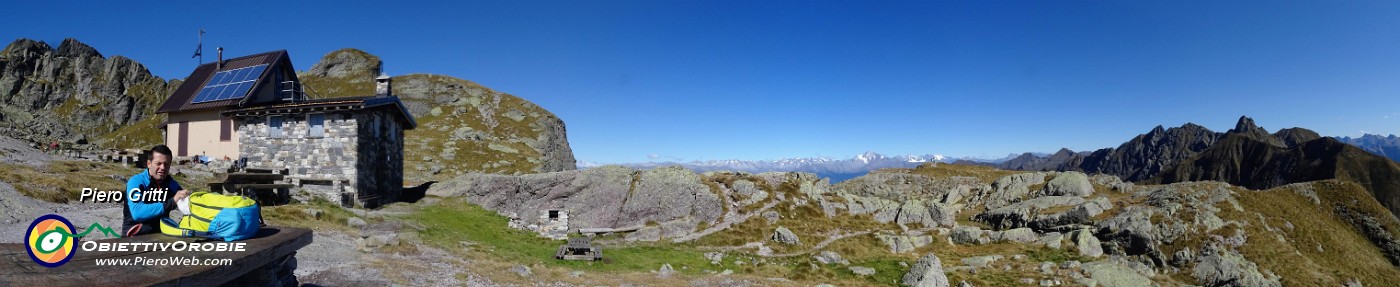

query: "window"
left=269, top=116, right=283, bottom=138
left=308, top=113, right=324, bottom=137
left=220, top=117, right=232, bottom=142
left=371, top=117, right=381, bottom=138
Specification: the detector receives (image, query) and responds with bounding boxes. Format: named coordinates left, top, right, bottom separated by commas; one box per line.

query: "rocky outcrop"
left=1095, top=182, right=1238, bottom=267
left=305, top=49, right=381, bottom=79
left=1335, top=201, right=1400, bottom=265
left=975, top=195, right=1112, bottom=231
left=426, top=165, right=719, bottom=241
left=876, top=232, right=935, bottom=253
left=901, top=254, right=950, bottom=287
left=1043, top=171, right=1093, bottom=197
left=1082, top=260, right=1153, bottom=287
left=1192, top=244, right=1281, bottom=287
left=0, top=38, right=171, bottom=145
left=984, top=172, right=1047, bottom=209
left=772, top=226, right=801, bottom=245
left=814, top=251, right=848, bottom=265
left=830, top=172, right=977, bottom=228
left=1070, top=228, right=1103, bottom=258
left=298, top=48, right=576, bottom=180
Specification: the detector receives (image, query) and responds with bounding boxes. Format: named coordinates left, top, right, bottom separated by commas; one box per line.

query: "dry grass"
left=906, top=162, right=1019, bottom=182
left=262, top=197, right=363, bottom=234
left=398, top=74, right=553, bottom=182
left=1224, top=181, right=1400, bottom=286
left=0, top=160, right=139, bottom=203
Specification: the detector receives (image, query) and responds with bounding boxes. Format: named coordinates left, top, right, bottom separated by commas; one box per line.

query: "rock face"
left=0, top=38, right=172, bottom=146
left=427, top=165, right=720, bottom=241
left=901, top=253, right=950, bottom=287
left=298, top=48, right=576, bottom=181
left=1078, top=122, right=1223, bottom=182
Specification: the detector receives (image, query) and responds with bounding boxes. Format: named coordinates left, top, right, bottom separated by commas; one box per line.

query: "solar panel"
left=191, top=64, right=269, bottom=104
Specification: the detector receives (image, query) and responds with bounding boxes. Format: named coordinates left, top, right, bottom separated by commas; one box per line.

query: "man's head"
left=147, top=145, right=173, bottom=180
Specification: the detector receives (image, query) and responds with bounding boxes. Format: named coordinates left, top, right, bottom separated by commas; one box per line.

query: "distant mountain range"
left=586, top=152, right=952, bottom=182
left=1338, top=134, right=1400, bottom=163
left=959, top=116, right=1400, bottom=217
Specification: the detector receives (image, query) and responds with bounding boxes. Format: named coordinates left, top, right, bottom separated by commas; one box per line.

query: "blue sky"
left=5, top=1, right=1400, bottom=164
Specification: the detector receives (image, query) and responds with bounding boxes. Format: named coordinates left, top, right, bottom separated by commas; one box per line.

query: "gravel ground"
left=0, top=135, right=54, bottom=164
left=0, top=180, right=125, bottom=243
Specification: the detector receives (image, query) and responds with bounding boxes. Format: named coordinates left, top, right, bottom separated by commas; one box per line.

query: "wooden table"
left=0, top=227, right=313, bottom=286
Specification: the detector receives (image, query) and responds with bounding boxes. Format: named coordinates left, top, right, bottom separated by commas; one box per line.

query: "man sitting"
left=122, top=145, right=191, bottom=236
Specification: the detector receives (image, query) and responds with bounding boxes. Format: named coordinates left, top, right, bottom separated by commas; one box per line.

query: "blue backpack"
left=159, top=192, right=262, bottom=241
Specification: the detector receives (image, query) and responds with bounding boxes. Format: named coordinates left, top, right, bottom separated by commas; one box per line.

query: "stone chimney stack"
left=375, top=71, right=392, bottom=97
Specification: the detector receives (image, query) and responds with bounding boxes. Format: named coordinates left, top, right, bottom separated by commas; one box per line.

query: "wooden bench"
left=216, top=173, right=286, bottom=183
left=0, top=227, right=312, bottom=286
left=209, top=173, right=295, bottom=205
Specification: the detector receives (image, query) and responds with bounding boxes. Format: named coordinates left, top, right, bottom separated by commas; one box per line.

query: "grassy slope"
left=96, top=114, right=164, bottom=150
left=395, top=74, right=547, bottom=182
left=298, top=61, right=559, bottom=183
left=1228, top=181, right=1400, bottom=285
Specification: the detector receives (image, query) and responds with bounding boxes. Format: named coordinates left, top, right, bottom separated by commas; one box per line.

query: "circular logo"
left=25, top=214, right=77, bottom=268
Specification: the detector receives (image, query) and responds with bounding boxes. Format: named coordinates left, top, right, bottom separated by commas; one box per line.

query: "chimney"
left=375, top=71, right=392, bottom=97
left=216, top=47, right=224, bottom=69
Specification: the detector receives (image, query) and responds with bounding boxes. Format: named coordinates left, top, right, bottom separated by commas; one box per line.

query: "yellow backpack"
left=159, top=192, right=263, bottom=241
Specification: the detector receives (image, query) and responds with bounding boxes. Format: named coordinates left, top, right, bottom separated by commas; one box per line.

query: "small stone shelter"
left=223, top=87, right=415, bottom=208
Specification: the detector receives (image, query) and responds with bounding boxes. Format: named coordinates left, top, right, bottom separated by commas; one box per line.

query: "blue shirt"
left=124, top=169, right=183, bottom=225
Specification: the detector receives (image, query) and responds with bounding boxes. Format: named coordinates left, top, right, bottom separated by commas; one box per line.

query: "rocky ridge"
left=0, top=38, right=174, bottom=148
left=972, top=116, right=1400, bottom=219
